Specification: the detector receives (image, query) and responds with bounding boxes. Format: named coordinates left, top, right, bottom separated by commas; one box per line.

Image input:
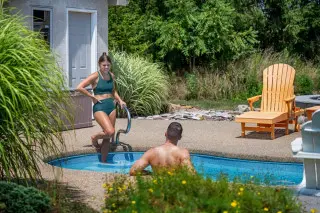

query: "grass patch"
left=170, top=99, right=248, bottom=110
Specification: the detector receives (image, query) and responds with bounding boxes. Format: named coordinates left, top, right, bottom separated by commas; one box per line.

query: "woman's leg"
left=100, top=109, right=117, bottom=162
left=91, top=111, right=115, bottom=151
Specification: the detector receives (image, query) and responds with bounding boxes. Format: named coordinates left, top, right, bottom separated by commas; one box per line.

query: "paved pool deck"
left=40, top=119, right=320, bottom=212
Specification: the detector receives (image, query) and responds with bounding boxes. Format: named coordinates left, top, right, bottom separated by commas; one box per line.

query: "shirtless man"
left=129, top=122, right=194, bottom=176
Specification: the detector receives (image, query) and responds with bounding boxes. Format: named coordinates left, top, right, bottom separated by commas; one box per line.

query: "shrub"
left=110, top=51, right=169, bottom=116
left=0, top=2, right=71, bottom=180
left=295, top=74, right=314, bottom=95
left=185, top=73, right=199, bottom=100
left=0, top=181, right=51, bottom=213
left=103, top=168, right=304, bottom=213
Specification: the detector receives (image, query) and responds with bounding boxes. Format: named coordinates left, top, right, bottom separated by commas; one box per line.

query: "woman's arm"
left=76, top=72, right=98, bottom=100
left=110, top=72, right=126, bottom=106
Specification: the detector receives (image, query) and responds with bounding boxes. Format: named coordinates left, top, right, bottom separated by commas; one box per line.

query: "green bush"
left=103, top=168, right=304, bottom=213
left=0, top=2, right=71, bottom=180
left=295, top=74, right=314, bottom=95
left=0, top=181, right=51, bottom=213
left=110, top=51, right=169, bottom=116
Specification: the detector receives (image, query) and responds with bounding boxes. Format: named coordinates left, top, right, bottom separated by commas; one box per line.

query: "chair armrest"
left=284, top=96, right=296, bottom=118
left=285, top=96, right=295, bottom=103
left=247, top=95, right=262, bottom=111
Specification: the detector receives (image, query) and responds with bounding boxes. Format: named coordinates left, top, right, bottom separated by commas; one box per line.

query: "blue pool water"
left=48, top=152, right=303, bottom=186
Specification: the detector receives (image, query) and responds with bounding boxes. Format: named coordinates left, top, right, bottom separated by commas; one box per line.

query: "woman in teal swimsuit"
left=76, top=52, right=126, bottom=162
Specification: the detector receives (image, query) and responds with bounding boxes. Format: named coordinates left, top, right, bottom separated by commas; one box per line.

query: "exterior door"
left=69, top=12, right=91, bottom=89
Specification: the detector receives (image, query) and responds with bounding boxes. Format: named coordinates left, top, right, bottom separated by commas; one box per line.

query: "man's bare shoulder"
left=144, top=147, right=157, bottom=157
left=179, top=147, right=190, bottom=158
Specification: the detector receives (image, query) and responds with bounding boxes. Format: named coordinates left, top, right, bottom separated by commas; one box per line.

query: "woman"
left=76, top=52, right=126, bottom=162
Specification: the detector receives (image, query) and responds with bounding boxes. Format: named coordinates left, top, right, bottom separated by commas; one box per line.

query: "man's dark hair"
left=167, top=122, right=183, bottom=141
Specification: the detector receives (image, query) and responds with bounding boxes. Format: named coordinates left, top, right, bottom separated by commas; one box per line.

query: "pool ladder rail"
left=114, top=103, right=131, bottom=145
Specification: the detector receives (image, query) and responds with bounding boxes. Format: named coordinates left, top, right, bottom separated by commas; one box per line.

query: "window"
left=33, top=9, right=52, bottom=47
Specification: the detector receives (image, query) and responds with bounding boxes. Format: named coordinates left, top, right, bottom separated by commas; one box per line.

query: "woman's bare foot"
left=91, top=136, right=101, bottom=152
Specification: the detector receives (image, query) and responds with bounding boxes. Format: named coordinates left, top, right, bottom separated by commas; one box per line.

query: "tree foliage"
left=109, top=0, right=320, bottom=70
left=109, top=0, right=258, bottom=71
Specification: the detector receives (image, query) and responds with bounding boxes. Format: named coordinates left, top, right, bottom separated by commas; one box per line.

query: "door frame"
left=66, top=8, right=97, bottom=89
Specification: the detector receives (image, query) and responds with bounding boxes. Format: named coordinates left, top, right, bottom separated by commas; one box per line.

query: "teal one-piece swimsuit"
left=92, top=71, right=115, bottom=115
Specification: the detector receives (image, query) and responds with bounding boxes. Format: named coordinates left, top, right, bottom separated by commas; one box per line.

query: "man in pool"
left=129, top=122, right=194, bottom=176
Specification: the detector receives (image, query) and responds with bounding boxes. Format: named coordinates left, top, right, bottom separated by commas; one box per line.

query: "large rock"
left=235, top=105, right=250, bottom=113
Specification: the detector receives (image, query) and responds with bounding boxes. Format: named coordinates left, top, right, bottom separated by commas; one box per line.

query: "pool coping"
left=43, top=146, right=303, bottom=164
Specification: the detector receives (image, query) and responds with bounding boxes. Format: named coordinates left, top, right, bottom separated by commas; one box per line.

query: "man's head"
left=165, top=122, right=183, bottom=144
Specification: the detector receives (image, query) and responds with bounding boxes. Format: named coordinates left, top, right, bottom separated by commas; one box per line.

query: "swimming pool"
left=48, top=152, right=303, bottom=186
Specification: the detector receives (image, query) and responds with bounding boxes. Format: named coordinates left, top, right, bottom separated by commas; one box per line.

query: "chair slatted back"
left=261, top=64, right=295, bottom=112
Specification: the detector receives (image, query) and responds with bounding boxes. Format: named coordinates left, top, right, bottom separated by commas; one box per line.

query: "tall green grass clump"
left=103, top=168, right=304, bottom=213
left=110, top=51, right=169, bottom=116
left=0, top=2, right=71, bottom=180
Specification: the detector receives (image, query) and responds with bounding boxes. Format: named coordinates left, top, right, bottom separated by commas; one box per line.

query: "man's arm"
left=181, top=149, right=195, bottom=173
left=129, top=150, right=152, bottom=176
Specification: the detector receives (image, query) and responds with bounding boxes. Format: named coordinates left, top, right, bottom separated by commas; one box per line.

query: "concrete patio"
left=40, top=119, right=320, bottom=212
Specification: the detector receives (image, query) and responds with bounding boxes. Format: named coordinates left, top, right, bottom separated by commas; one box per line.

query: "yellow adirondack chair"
left=235, top=64, right=301, bottom=139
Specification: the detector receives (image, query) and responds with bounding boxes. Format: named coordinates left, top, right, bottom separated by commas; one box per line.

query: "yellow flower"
left=223, top=211, right=228, bottom=213
left=153, top=179, right=158, bottom=184
left=277, top=211, right=282, bottom=213
left=264, top=207, right=269, bottom=211
left=103, top=210, right=108, bottom=213
left=231, top=200, right=237, bottom=208
left=167, top=171, right=173, bottom=176
left=239, top=187, right=244, bottom=192
left=102, top=183, right=107, bottom=188
left=237, top=192, right=243, bottom=196
left=112, top=203, right=116, bottom=208
left=118, top=187, right=123, bottom=192
left=182, top=180, right=187, bottom=184
left=132, top=201, right=136, bottom=205
left=148, top=188, right=154, bottom=193
left=108, top=187, right=113, bottom=192
left=311, top=209, right=318, bottom=213
left=122, top=185, right=127, bottom=190
left=257, top=192, right=260, bottom=195
left=132, top=211, right=137, bottom=213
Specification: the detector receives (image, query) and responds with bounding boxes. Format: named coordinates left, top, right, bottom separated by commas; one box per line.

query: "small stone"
left=153, top=115, right=164, bottom=120
left=136, top=117, right=145, bottom=120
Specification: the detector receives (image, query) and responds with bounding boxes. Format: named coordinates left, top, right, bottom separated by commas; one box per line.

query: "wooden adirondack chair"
left=235, top=64, right=301, bottom=139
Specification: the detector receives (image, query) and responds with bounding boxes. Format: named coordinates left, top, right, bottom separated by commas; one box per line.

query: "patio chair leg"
left=271, top=124, right=275, bottom=140
left=285, top=120, right=289, bottom=135
left=294, top=117, right=299, bottom=132
left=241, top=123, right=245, bottom=137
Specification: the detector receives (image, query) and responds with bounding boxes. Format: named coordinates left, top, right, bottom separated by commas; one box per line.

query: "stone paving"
left=40, top=117, right=320, bottom=212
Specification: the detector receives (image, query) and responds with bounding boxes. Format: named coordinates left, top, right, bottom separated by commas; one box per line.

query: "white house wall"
left=7, top=0, right=109, bottom=85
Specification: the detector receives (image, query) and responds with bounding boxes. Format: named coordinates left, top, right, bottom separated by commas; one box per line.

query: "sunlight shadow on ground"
left=236, top=129, right=295, bottom=140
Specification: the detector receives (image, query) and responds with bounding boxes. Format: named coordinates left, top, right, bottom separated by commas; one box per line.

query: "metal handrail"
left=114, top=104, right=131, bottom=145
